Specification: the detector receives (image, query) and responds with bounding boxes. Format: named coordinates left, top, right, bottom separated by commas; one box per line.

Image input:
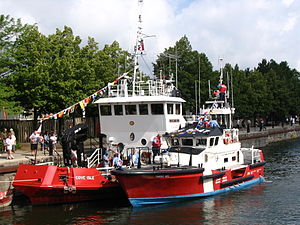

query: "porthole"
left=141, top=139, right=147, bottom=146
left=130, top=133, right=135, bottom=141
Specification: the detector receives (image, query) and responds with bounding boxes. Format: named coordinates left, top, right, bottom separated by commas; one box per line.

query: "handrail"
left=87, top=148, right=101, bottom=168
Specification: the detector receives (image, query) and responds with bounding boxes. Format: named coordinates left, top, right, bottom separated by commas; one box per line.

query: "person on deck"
left=152, top=134, right=162, bottom=163
left=217, top=82, right=227, bottom=101
left=113, top=153, right=123, bottom=169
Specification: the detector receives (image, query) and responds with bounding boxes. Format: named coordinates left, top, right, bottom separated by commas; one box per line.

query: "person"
left=247, top=119, right=251, bottom=133
left=113, top=153, right=123, bottom=169
left=209, top=120, right=220, bottom=127
left=103, top=152, right=110, bottom=167
left=236, top=119, right=240, bottom=129
left=29, top=131, right=39, bottom=156
left=70, top=149, right=78, bottom=167
left=5, top=134, right=14, bottom=159
left=39, top=133, right=45, bottom=152
left=49, top=132, right=57, bottom=156
left=1, top=128, right=8, bottom=152
left=217, top=82, right=227, bottom=101
left=43, top=131, right=50, bottom=154
left=132, top=150, right=139, bottom=167
left=9, top=128, right=16, bottom=152
left=152, top=134, right=162, bottom=163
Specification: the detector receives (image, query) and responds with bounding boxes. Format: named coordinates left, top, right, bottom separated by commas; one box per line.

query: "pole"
left=198, top=55, right=201, bottom=112
left=195, top=81, right=197, bottom=115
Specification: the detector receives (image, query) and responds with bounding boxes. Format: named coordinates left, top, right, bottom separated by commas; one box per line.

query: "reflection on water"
left=0, top=138, right=300, bottom=224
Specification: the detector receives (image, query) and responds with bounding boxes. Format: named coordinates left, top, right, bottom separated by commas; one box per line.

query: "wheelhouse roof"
left=94, top=96, right=185, bottom=104
left=165, top=126, right=223, bottom=138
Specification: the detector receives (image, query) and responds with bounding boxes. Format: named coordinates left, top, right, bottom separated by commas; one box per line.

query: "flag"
left=138, top=39, right=144, bottom=51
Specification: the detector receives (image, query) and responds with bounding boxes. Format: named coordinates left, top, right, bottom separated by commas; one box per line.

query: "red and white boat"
left=111, top=58, right=266, bottom=206
left=112, top=125, right=265, bottom=206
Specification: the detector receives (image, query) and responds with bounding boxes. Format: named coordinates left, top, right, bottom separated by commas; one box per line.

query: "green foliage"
left=153, top=36, right=215, bottom=112
left=1, top=18, right=132, bottom=120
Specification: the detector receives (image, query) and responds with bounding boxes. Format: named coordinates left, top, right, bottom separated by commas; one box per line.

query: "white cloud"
left=1, top=0, right=300, bottom=72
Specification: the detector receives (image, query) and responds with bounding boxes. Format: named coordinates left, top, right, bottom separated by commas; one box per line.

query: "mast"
left=133, top=0, right=144, bottom=96
left=198, top=55, right=201, bottom=112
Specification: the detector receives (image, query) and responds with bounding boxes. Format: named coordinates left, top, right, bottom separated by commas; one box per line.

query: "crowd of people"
left=29, top=131, right=57, bottom=156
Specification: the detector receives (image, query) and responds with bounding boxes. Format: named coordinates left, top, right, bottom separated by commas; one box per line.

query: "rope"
left=0, top=179, right=40, bottom=183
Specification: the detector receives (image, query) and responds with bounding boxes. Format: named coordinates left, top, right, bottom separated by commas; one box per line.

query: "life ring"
left=224, top=138, right=229, bottom=144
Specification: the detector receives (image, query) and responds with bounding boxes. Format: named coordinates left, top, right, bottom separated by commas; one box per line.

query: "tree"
left=0, top=14, right=31, bottom=114
left=153, top=36, right=214, bottom=113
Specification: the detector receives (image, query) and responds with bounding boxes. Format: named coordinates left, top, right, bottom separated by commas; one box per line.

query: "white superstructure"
left=94, top=78, right=186, bottom=149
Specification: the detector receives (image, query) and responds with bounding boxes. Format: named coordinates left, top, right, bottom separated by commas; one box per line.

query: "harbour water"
left=1, top=138, right=300, bottom=225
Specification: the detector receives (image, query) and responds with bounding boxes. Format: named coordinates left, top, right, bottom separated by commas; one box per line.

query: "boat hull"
left=112, top=163, right=265, bottom=207
left=0, top=190, right=13, bottom=207
left=13, top=164, right=125, bottom=205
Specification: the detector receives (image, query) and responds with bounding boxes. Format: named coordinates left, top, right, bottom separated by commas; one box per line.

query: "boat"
left=111, top=60, right=266, bottom=206
left=0, top=189, right=13, bottom=207
left=13, top=164, right=124, bottom=205
left=13, top=124, right=126, bottom=205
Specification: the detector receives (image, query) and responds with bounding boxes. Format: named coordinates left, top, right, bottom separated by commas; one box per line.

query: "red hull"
left=13, top=164, right=125, bottom=205
left=112, top=163, right=265, bottom=206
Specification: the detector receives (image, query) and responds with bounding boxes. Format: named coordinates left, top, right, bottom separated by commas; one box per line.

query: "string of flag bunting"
left=39, top=72, right=129, bottom=122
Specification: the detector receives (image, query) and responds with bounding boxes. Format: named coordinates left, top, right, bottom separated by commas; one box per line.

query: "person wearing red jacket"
left=217, top=82, right=227, bottom=101
left=152, top=134, right=162, bottom=163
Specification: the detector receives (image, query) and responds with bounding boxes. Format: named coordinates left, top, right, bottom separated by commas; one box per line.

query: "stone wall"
left=240, top=125, right=300, bottom=148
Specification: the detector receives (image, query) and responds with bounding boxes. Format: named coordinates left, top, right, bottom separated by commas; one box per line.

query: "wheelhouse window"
left=167, top=104, right=174, bottom=114
left=151, top=104, right=164, bottom=115
left=114, top=105, right=123, bottom=116
left=125, top=105, right=137, bottom=115
left=175, top=104, right=181, bottom=115
left=209, top=138, right=214, bottom=147
left=100, top=105, right=111, bottom=116
left=170, top=138, right=179, bottom=146
left=139, top=104, right=148, bottom=115
left=182, top=139, right=193, bottom=146
left=196, top=139, right=207, bottom=146
left=214, top=137, right=219, bottom=146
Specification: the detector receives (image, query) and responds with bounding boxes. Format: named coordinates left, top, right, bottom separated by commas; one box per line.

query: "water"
left=1, top=139, right=300, bottom=225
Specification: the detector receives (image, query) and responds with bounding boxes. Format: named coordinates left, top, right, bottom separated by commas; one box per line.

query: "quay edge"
left=240, top=125, right=300, bottom=148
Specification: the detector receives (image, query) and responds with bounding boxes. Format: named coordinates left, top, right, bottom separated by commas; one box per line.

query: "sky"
left=1, top=0, right=299, bottom=75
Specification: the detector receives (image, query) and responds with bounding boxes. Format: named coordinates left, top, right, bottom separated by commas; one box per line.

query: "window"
left=139, top=104, right=148, bottom=115
left=224, top=158, right=228, bottom=163
left=167, top=104, right=174, bottom=114
left=170, top=138, right=179, bottom=146
left=209, top=138, right=214, bottom=147
left=100, top=105, right=111, bottom=116
left=175, top=104, right=181, bottom=115
left=214, top=137, right=219, bottom=146
left=196, top=139, right=207, bottom=146
left=125, top=105, right=137, bottom=115
left=114, top=105, right=123, bottom=116
left=151, top=104, right=164, bottom=115
left=182, top=139, right=193, bottom=146
left=232, top=156, right=236, bottom=161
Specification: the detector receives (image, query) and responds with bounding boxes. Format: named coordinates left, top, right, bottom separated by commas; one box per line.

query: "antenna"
left=219, top=57, right=224, bottom=84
